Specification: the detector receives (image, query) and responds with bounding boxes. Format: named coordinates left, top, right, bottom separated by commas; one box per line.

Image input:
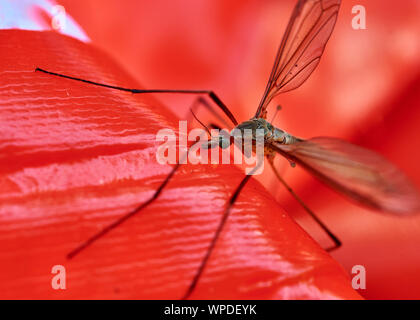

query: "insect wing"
left=256, top=0, right=341, bottom=118
left=273, top=137, right=420, bottom=214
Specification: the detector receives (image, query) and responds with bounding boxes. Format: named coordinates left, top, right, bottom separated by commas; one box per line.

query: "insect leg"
left=64, top=86, right=219, bottom=258
left=35, top=68, right=238, bottom=126
left=268, top=160, right=342, bottom=252
left=67, top=146, right=193, bottom=259
left=188, top=96, right=234, bottom=141
left=190, top=106, right=212, bottom=136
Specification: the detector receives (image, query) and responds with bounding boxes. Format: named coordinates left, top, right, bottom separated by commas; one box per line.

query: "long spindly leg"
left=35, top=68, right=238, bottom=127
left=268, top=159, right=342, bottom=252
left=36, top=67, right=246, bottom=297
left=187, top=96, right=234, bottom=143
left=182, top=163, right=262, bottom=300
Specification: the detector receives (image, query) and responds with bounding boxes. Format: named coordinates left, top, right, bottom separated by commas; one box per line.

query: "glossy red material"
left=0, top=30, right=361, bottom=299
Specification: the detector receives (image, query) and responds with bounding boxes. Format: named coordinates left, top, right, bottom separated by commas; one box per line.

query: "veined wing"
left=255, top=0, right=341, bottom=118
left=272, top=137, right=420, bottom=214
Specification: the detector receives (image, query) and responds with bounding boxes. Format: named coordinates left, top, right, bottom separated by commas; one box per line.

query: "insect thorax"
left=232, top=118, right=293, bottom=145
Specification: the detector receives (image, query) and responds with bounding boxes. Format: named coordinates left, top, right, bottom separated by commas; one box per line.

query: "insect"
left=35, top=0, right=420, bottom=299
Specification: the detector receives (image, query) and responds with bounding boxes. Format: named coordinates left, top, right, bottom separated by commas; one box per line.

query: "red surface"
left=54, top=0, right=420, bottom=298
left=0, top=30, right=361, bottom=299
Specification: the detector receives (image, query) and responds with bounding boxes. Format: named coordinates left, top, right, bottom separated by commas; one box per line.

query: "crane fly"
left=35, top=0, right=420, bottom=299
